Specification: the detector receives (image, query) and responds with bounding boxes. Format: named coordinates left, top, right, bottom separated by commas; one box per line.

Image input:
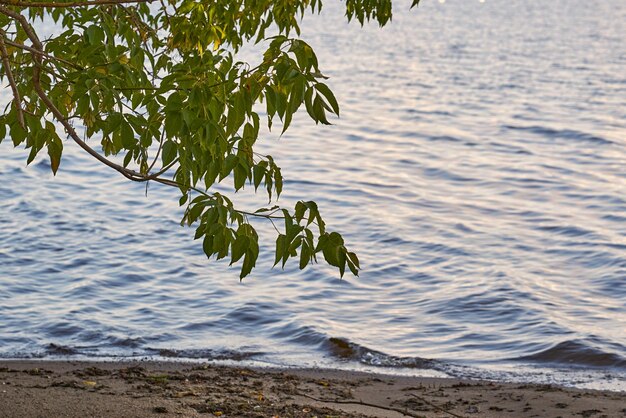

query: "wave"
left=323, top=337, right=439, bottom=369
left=149, top=348, right=264, bottom=361
left=1, top=335, right=624, bottom=392
left=516, top=340, right=626, bottom=369
left=0, top=344, right=265, bottom=363
left=503, top=125, right=613, bottom=145
left=7, top=334, right=625, bottom=373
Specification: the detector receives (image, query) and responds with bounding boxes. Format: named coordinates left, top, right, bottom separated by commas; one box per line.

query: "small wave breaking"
left=516, top=340, right=626, bottom=369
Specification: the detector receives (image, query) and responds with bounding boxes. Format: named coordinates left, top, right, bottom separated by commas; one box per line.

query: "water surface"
left=1, top=0, right=625, bottom=391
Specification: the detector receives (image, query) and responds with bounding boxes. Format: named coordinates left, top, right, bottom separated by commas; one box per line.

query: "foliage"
left=0, top=0, right=419, bottom=279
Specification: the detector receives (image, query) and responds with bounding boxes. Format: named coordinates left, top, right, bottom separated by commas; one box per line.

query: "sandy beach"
left=0, top=361, right=623, bottom=417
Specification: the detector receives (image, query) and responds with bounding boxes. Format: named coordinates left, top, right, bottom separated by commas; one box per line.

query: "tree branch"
left=145, top=128, right=166, bottom=173
left=2, top=37, right=83, bottom=70
left=296, top=392, right=425, bottom=418
left=0, top=30, right=24, bottom=128
left=0, top=5, right=288, bottom=224
left=0, top=0, right=151, bottom=8
left=144, top=157, right=177, bottom=180
left=0, top=5, right=141, bottom=179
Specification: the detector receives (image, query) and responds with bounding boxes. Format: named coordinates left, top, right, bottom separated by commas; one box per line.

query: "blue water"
left=1, top=0, right=625, bottom=391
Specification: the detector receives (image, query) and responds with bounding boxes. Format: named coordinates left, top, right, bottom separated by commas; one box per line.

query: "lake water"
left=1, top=0, right=625, bottom=391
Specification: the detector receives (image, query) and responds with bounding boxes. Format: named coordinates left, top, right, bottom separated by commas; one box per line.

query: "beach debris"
left=465, top=405, right=479, bottom=414
left=173, top=390, right=198, bottom=398
left=25, top=368, right=49, bottom=376
left=75, top=367, right=109, bottom=378
left=148, top=374, right=170, bottom=385
left=579, top=410, right=602, bottom=418
left=116, top=365, right=147, bottom=379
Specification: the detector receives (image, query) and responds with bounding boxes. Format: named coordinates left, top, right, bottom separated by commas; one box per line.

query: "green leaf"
left=289, top=76, right=306, bottom=113
left=295, top=201, right=306, bottom=223
left=347, top=259, right=359, bottom=276
left=281, top=108, right=293, bottom=134
left=164, top=112, right=183, bottom=139
left=315, top=83, right=339, bottom=116
left=313, top=96, right=331, bottom=125
left=10, top=123, right=27, bottom=147
left=187, top=203, right=204, bottom=224
left=221, top=154, right=238, bottom=180
left=253, top=162, right=267, bottom=191
left=203, top=234, right=214, bottom=258
left=123, top=150, right=133, bottom=167
left=194, top=224, right=206, bottom=239
left=231, top=235, right=249, bottom=264
left=274, top=165, right=283, bottom=197
left=121, top=122, right=135, bottom=149
left=304, top=88, right=316, bottom=122
left=274, top=234, right=286, bottom=267
left=27, top=145, right=40, bottom=166
left=47, top=138, right=63, bottom=175
left=84, top=25, right=104, bottom=45
left=347, top=252, right=360, bottom=269
left=337, top=246, right=347, bottom=278
left=162, top=140, right=177, bottom=166
left=205, top=162, right=220, bottom=188
left=234, top=164, right=247, bottom=190
left=299, top=241, right=310, bottom=269
left=275, top=90, right=287, bottom=119
left=240, top=250, right=256, bottom=279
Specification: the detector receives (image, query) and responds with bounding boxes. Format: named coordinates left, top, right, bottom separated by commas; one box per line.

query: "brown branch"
left=2, top=38, right=83, bottom=70
left=296, top=392, right=425, bottom=418
left=409, top=394, right=467, bottom=418
left=0, top=0, right=151, bottom=8
left=0, top=7, right=42, bottom=49
left=0, top=5, right=287, bottom=224
left=0, top=30, right=24, bottom=128
left=145, top=128, right=165, bottom=173
left=0, top=5, right=140, bottom=179
left=144, top=157, right=177, bottom=180
left=149, top=177, right=288, bottom=220
left=158, top=0, right=170, bottom=27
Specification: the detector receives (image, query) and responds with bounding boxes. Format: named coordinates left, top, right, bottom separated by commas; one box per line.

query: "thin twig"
left=268, top=217, right=280, bottom=234
left=0, top=30, right=24, bottom=127
left=2, top=38, right=83, bottom=70
left=145, top=157, right=178, bottom=180
left=0, top=0, right=151, bottom=8
left=158, top=0, right=170, bottom=27
left=146, top=128, right=166, bottom=173
left=296, top=391, right=425, bottom=418
left=150, top=177, right=287, bottom=220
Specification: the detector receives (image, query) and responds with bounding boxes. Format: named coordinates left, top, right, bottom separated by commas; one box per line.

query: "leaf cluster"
left=0, top=0, right=419, bottom=278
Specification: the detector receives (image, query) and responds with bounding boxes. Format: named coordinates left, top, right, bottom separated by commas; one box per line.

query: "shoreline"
left=1, top=360, right=624, bottom=417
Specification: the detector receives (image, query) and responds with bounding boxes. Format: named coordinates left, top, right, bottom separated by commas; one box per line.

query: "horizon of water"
left=1, top=0, right=625, bottom=391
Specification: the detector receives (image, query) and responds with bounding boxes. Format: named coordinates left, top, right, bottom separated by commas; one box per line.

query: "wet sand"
left=0, top=361, right=624, bottom=417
